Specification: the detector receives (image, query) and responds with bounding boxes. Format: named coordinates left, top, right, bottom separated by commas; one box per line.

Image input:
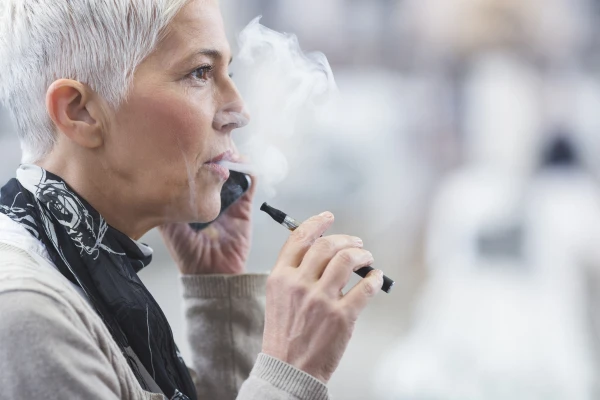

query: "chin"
left=190, top=187, right=222, bottom=223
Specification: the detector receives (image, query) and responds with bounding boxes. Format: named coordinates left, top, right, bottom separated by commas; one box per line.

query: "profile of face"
left=100, top=0, right=248, bottom=227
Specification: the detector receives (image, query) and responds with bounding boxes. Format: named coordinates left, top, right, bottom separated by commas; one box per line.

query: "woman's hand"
left=262, top=212, right=383, bottom=383
left=158, top=179, right=256, bottom=275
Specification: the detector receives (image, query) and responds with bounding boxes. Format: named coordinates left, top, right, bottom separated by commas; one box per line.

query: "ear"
left=45, top=79, right=105, bottom=149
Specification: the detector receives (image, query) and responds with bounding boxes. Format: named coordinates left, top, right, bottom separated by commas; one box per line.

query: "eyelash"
left=190, top=65, right=213, bottom=81
left=188, top=65, right=234, bottom=83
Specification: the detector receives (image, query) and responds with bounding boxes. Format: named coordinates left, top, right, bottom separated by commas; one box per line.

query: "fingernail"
left=354, top=237, right=363, bottom=246
left=319, top=211, right=333, bottom=219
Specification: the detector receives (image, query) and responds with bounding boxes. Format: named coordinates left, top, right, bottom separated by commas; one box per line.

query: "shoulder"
left=0, top=272, right=151, bottom=400
left=0, top=236, right=115, bottom=372
left=0, top=290, right=128, bottom=399
left=0, top=288, right=80, bottom=340
left=0, top=245, right=114, bottom=358
left=0, top=217, right=91, bottom=317
left=0, top=288, right=104, bottom=358
left=0, top=223, right=150, bottom=399
left=0, top=218, right=112, bottom=348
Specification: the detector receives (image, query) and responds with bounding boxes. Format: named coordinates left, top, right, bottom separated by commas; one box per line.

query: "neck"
left=36, top=150, right=163, bottom=241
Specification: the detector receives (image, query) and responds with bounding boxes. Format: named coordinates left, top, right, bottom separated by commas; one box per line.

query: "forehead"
left=155, top=0, right=230, bottom=65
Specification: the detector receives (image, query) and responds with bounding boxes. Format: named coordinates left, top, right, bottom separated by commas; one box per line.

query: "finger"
left=297, top=235, right=364, bottom=279
left=339, top=269, right=383, bottom=320
left=276, top=212, right=335, bottom=269
left=318, top=248, right=374, bottom=294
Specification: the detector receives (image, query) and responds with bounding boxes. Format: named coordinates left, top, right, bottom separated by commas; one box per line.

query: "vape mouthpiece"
left=260, top=202, right=287, bottom=224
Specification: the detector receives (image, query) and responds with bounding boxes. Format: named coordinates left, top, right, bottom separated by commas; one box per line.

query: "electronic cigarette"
left=260, top=202, right=395, bottom=293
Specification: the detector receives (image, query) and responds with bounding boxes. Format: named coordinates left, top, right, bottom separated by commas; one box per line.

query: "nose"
left=213, top=98, right=251, bottom=133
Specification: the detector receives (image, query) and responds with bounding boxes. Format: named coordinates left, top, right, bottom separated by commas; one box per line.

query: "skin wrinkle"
left=175, top=133, right=198, bottom=215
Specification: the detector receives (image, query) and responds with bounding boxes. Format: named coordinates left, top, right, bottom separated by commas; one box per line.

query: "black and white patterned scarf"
left=0, top=164, right=197, bottom=400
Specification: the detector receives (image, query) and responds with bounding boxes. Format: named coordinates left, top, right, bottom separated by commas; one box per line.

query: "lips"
left=204, top=162, right=230, bottom=180
left=205, top=150, right=235, bottom=164
left=203, top=150, right=234, bottom=181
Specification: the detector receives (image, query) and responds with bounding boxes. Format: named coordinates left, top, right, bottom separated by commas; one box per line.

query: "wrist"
left=181, top=273, right=267, bottom=298
left=261, top=348, right=329, bottom=384
left=177, top=263, right=246, bottom=276
left=252, top=354, right=330, bottom=400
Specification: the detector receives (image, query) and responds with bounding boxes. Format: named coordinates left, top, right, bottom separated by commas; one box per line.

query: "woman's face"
left=104, top=0, right=247, bottom=225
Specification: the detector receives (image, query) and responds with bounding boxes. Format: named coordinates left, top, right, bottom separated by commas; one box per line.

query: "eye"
left=190, top=65, right=213, bottom=81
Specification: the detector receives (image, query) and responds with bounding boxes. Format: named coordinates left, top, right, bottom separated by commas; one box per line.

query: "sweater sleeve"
left=180, top=274, right=331, bottom=400
left=0, top=290, right=123, bottom=400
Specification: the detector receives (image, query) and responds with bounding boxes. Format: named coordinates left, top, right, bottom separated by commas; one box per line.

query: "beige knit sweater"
left=0, top=214, right=331, bottom=400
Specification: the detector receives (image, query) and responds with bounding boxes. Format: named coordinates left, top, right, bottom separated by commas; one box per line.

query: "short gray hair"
left=0, top=0, right=190, bottom=163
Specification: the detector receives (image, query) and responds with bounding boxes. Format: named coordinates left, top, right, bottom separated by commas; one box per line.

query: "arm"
left=166, top=186, right=379, bottom=400
left=181, top=274, right=330, bottom=400
left=0, top=290, right=123, bottom=400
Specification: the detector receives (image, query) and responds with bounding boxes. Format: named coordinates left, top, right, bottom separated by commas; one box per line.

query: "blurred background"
left=3, top=0, right=600, bottom=398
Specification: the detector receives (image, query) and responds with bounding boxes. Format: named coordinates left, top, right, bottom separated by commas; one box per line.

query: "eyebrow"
left=185, top=48, right=233, bottom=65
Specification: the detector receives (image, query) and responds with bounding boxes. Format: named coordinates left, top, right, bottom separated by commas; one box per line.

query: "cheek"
left=107, top=86, right=223, bottom=221
left=111, top=91, right=214, bottom=172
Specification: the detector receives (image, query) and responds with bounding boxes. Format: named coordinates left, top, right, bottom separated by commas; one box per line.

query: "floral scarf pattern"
left=0, top=164, right=197, bottom=400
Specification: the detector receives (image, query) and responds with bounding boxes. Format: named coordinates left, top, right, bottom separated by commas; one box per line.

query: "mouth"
left=205, top=150, right=236, bottom=164
left=203, top=150, right=234, bottom=181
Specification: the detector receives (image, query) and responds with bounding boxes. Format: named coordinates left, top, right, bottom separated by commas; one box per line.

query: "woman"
left=0, top=1, right=384, bottom=399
